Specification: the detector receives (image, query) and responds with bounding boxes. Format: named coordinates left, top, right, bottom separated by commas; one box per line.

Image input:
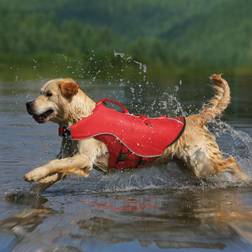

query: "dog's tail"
left=198, top=74, right=231, bottom=124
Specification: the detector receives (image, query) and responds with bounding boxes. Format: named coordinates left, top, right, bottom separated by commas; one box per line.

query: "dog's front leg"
left=24, top=154, right=92, bottom=182
left=30, top=173, right=66, bottom=194
left=57, top=136, right=78, bottom=159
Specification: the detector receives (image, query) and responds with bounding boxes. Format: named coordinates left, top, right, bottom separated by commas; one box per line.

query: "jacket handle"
left=98, top=98, right=129, bottom=113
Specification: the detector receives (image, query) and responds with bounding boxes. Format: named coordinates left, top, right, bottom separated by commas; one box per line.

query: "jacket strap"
left=97, top=98, right=129, bottom=113
left=58, top=126, right=71, bottom=138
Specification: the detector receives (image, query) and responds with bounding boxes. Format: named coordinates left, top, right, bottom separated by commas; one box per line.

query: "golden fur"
left=24, top=74, right=248, bottom=192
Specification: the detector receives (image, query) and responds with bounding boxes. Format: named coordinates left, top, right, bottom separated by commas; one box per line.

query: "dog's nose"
left=26, top=101, right=34, bottom=115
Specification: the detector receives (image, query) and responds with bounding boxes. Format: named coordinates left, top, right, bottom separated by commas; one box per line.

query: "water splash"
left=210, top=120, right=252, bottom=178
left=61, top=53, right=252, bottom=190
left=92, top=53, right=252, bottom=190
left=16, top=51, right=252, bottom=192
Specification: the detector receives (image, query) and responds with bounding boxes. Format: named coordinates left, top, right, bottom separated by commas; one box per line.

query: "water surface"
left=0, top=76, right=252, bottom=252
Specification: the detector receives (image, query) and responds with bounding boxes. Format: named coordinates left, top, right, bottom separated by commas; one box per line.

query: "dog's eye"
left=46, top=92, right=52, bottom=97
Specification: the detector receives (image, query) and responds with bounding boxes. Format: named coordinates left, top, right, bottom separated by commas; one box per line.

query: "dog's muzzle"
left=26, top=101, right=34, bottom=115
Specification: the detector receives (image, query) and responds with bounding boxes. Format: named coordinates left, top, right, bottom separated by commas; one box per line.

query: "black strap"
left=58, top=126, right=71, bottom=138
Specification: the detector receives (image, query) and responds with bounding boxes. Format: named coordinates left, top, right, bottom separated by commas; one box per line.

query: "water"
left=0, top=74, right=252, bottom=252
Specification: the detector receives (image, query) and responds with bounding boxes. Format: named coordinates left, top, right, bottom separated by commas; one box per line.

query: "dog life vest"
left=59, top=98, right=185, bottom=170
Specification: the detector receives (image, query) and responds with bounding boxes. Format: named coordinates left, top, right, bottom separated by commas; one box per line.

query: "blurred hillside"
left=0, top=0, right=252, bottom=81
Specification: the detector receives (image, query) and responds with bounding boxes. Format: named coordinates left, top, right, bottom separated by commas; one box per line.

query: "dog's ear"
left=59, top=79, right=79, bottom=99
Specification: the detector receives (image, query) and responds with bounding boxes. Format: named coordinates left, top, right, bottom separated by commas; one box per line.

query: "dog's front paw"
left=24, top=172, right=39, bottom=182
left=24, top=168, right=49, bottom=182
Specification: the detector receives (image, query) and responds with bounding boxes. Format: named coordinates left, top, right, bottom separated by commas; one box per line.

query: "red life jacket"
left=59, top=98, right=185, bottom=170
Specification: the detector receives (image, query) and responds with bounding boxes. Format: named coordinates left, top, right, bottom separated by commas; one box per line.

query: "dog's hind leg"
left=178, top=136, right=248, bottom=181
left=177, top=117, right=248, bottom=181
left=187, top=150, right=248, bottom=181
left=212, top=156, right=249, bottom=181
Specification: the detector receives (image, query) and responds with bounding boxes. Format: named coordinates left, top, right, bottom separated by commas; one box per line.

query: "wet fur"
left=24, top=74, right=248, bottom=192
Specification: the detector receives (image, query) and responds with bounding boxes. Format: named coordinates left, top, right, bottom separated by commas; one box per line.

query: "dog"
left=24, top=74, right=248, bottom=192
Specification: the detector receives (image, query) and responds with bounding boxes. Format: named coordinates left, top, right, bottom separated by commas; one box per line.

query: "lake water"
left=0, top=75, right=252, bottom=252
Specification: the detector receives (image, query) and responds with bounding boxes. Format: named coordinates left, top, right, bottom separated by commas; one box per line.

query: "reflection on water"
left=2, top=188, right=252, bottom=251
left=0, top=76, right=252, bottom=251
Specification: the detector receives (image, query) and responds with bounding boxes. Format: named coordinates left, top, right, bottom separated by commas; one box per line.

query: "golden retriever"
left=24, top=74, right=248, bottom=192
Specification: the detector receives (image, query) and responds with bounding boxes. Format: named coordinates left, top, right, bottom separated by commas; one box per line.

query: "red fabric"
left=94, top=134, right=157, bottom=169
left=66, top=99, right=185, bottom=170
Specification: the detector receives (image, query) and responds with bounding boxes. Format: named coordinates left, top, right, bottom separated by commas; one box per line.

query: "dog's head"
left=26, top=78, right=80, bottom=124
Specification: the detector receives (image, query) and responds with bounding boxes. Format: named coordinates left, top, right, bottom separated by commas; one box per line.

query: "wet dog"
left=24, top=74, right=248, bottom=191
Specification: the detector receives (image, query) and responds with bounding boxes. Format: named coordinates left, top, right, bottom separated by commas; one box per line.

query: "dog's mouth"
left=32, top=109, right=54, bottom=123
